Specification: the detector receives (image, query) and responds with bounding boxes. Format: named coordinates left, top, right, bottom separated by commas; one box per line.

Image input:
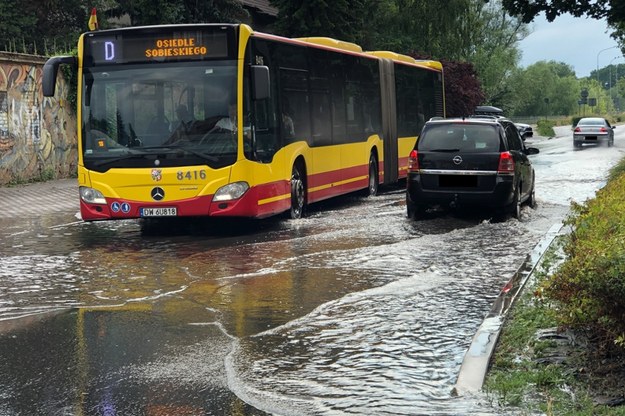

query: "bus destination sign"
left=145, top=38, right=207, bottom=59
left=85, top=28, right=232, bottom=66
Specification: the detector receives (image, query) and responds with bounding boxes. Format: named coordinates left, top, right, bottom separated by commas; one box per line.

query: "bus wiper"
left=142, top=145, right=219, bottom=162
left=177, top=147, right=219, bottom=162
left=92, top=152, right=148, bottom=167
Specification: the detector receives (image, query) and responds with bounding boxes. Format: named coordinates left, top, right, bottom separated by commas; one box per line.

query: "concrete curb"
left=452, top=221, right=565, bottom=396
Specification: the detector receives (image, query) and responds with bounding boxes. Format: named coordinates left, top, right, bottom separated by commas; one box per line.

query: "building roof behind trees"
left=240, top=0, right=277, bottom=16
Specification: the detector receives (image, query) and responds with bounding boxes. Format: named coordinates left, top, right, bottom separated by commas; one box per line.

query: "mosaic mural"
left=0, top=53, right=77, bottom=185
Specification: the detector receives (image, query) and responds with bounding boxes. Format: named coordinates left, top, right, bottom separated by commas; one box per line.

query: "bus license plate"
left=141, top=207, right=177, bottom=217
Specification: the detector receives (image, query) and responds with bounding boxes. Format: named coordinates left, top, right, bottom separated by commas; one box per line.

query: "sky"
left=518, top=13, right=621, bottom=78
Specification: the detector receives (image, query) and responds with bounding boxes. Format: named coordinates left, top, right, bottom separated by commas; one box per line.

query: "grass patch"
left=486, top=234, right=625, bottom=414
left=483, top=240, right=625, bottom=415
left=536, top=119, right=556, bottom=137
left=607, top=157, right=625, bottom=183
left=484, top=242, right=562, bottom=410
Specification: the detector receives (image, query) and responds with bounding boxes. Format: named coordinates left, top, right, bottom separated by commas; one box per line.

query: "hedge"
left=544, top=158, right=625, bottom=350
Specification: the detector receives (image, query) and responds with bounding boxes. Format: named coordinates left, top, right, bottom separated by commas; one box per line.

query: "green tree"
left=498, top=0, right=624, bottom=23
left=507, top=61, right=579, bottom=116
left=269, top=0, right=369, bottom=45
left=497, top=0, right=625, bottom=50
left=580, top=78, right=615, bottom=114
left=0, top=0, right=86, bottom=54
left=361, top=0, right=526, bottom=107
left=178, top=0, right=249, bottom=23
left=591, top=63, right=625, bottom=91
left=105, top=0, right=248, bottom=26
left=468, top=1, right=528, bottom=106
left=371, top=0, right=474, bottom=59
left=0, top=0, right=36, bottom=51
left=616, top=77, right=625, bottom=111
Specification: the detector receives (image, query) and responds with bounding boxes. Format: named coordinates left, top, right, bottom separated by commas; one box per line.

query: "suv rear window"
left=418, top=124, right=501, bottom=153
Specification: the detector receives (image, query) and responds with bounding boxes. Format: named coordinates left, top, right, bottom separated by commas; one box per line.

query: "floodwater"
left=0, top=128, right=623, bottom=415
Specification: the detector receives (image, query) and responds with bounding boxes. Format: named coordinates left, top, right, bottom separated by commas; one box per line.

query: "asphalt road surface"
left=0, top=125, right=623, bottom=415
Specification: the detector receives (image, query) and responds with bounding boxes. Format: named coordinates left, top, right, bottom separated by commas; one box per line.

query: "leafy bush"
left=536, top=119, right=556, bottom=137
left=607, top=157, right=625, bottom=183
left=571, top=116, right=581, bottom=127
left=543, top=167, right=625, bottom=351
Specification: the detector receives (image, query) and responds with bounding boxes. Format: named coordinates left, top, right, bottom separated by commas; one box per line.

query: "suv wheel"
left=527, top=183, right=536, bottom=209
left=406, top=195, right=426, bottom=220
left=508, top=185, right=521, bottom=219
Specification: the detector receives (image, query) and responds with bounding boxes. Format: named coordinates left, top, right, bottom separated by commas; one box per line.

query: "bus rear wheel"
left=367, top=153, right=379, bottom=196
left=290, top=163, right=306, bottom=219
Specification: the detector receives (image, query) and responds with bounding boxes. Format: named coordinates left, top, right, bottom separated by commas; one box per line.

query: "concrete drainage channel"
left=452, top=221, right=565, bottom=396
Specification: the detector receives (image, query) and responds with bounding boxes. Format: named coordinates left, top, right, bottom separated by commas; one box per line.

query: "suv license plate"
left=141, top=207, right=177, bottom=217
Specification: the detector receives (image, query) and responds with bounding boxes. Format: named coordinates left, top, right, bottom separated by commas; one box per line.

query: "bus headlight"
left=79, top=186, right=107, bottom=204
left=213, top=181, right=249, bottom=201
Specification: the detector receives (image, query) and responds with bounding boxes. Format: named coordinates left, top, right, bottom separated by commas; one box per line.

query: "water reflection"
left=0, top=307, right=267, bottom=415
left=0, top=187, right=556, bottom=415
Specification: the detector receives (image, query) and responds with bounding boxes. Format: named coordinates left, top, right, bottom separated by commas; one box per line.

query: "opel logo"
left=151, top=187, right=165, bottom=201
left=453, top=155, right=463, bottom=165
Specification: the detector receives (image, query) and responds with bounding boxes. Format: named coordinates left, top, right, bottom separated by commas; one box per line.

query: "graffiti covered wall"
left=0, top=52, right=77, bottom=185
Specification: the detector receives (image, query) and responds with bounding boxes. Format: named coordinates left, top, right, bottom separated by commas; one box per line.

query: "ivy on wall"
left=59, top=49, right=78, bottom=114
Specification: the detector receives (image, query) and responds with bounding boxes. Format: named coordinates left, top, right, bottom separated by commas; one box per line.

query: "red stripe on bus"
left=79, top=159, right=383, bottom=221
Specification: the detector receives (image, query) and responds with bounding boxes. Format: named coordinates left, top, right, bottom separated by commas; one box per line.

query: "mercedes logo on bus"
left=151, top=187, right=165, bottom=201
left=452, top=155, right=463, bottom=165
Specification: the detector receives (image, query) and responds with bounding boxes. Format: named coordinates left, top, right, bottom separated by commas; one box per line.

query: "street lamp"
left=617, top=65, right=622, bottom=111
left=596, top=45, right=619, bottom=82
left=610, top=56, right=624, bottom=111
left=596, top=46, right=620, bottom=110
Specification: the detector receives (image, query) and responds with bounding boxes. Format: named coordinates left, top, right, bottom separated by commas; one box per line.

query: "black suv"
left=406, top=118, right=539, bottom=219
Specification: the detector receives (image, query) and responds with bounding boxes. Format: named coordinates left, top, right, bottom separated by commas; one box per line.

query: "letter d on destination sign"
left=105, top=42, right=115, bottom=61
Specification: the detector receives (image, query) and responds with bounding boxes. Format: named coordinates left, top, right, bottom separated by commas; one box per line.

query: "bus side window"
left=311, top=90, right=331, bottom=146
left=310, top=49, right=334, bottom=146
left=280, top=68, right=310, bottom=144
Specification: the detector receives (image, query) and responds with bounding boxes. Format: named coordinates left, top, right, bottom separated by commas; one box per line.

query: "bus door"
left=309, top=50, right=340, bottom=201
left=379, top=59, right=398, bottom=184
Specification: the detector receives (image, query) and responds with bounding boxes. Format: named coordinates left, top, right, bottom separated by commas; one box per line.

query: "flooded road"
left=1, top=127, right=624, bottom=415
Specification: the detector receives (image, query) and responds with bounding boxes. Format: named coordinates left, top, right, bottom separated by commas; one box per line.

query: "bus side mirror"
left=42, top=55, right=76, bottom=97
left=251, top=65, right=270, bottom=101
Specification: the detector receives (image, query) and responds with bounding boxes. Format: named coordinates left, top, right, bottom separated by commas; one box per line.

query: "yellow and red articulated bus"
left=43, top=23, right=445, bottom=222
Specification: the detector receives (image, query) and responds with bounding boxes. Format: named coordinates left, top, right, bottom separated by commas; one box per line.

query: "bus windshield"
left=82, top=62, right=238, bottom=171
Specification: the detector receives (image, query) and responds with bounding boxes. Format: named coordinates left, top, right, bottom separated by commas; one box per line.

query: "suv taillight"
left=408, top=150, right=419, bottom=172
left=498, top=151, right=515, bottom=173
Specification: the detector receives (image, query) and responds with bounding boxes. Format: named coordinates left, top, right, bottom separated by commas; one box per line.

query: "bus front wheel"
left=290, top=163, right=306, bottom=219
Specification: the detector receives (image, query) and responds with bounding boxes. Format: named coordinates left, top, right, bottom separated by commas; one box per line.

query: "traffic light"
left=580, top=89, right=588, bottom=104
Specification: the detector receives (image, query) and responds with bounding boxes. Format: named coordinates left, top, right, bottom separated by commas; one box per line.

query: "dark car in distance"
left=573, top=117, right=615, bottom=147
left=515, top=123, right=534, bottom=140
left=469, top=113, right=533, bottom=141
left=407, top=118, right=539, bottom=219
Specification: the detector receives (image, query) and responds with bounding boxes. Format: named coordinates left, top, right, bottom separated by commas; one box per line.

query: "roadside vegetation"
left=6, top=167, right=60, bottom=187
left=485, top=157, right=625, bottom=415
left=536, top=119, right=556, bottom=137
